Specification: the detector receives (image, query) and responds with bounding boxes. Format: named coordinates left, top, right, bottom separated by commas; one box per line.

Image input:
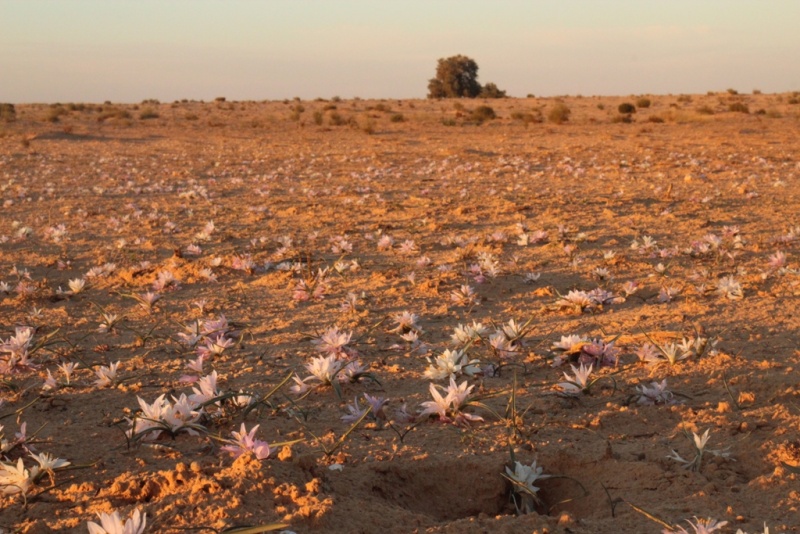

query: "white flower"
left=305, top=355, right=343, bottom=385
left=418, top=383, right=450, bottom=420
left=68, top=278, right=86, bottom=294
left=505, top=459, right=550, bottom=495
left=95, top=361, right=120, bottom=387
left=558, top=363, right=593, bottom=396
left=423, top=349, right=480, bottom=380
left=87, top=508, right=147, bottom=534
left=0, top=457, right=37, bottom=496
left=716, top=275, right=743, bottom=300
left=30, top=451, right=70, bottom=478
left=663, top=517, right=727, bottom=534
left=635, top=379, right=676, bottom=405
left=188, top=371, right=220, bottom=407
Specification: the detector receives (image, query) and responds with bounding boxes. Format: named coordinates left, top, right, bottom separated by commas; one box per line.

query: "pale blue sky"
left=2, top=1, right=799, bottom=103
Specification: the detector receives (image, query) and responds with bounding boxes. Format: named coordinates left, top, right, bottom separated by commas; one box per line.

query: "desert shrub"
left=510, top=111, right=540, bottom=125
left=727, top=88, right=738, bottom=95
left=636, top=97, right=651, bottom=108
left=597, top=103, right=605, bottom=110
left=328, top=112, right=346, bottom=126
left=66, top=103, right=86, bottom=112
left=97, top=108, right=131, bottom=122
left=323, top=104, right=337, bottom=111
left=452, top=102, right=465, bottom=111
left=184, top=113, right=199, bottom=121
left=526, top=93, right=535, bottom=98
left=215, top=96, right=226, bottom=102
left=373, top=103, right=391, bottom=113
left=142, top=98, right=160, bottom=105
left=480, top=82, right=507, bottom=98
left=293, top=104, right=305, bottom=114
left=788, top=97, right=800, bottom=105
left=618, top=102, right=636, bottom=114
left=331, top=96, right=342, bottom=102
left=312, top=111, right=324, bottom=125
left=139, top=108, right=159, bottom=120
left=470, top=105, right=496, bottom=123
left=389, top=113, right=405, bottom=123
left=355, top=116, right=375, bottom=134
left=766, top=109, right=782, bottom=118
left=548, top=103, right=571, bottom=124
left=754, top=109, right=766, bottom=115
left=647, top=115, right=665, bottom=123
left=612, top=114, right=633, bottom=123
left=0, top=103, right=16, bottom=122
left=696, top=106, right=715, bottom=115
left=441, top=117, right=457, bottom=126
left=728, top=102, right=749, bottom=113
left=753, top=89, right=762, bottom=95
left=45, top=106, right=67, bottom=122
left=677, top=94, right=692, bottom=103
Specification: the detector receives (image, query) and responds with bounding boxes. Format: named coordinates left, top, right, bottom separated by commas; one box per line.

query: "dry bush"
left=618, top=102, right=636, bottom=114
left=547, top=103, right=571, bottom=124
left=389, top=113, right=406, bottom=123
left=696, top=106, right=715, bottom=115
left=0, top=103, right=15, bottom=122
left=328, top=112, right=346, bottom=126
left=728, top=102, right=750, bottom=113
left=139, top=108, right=160, bottom=120
left=469, top=105, right=496, bottom=123
left=636, top=97, right=651, bottom=109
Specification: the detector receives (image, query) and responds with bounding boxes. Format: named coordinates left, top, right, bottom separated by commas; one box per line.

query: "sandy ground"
left=0, top=93, right=799, bottom=533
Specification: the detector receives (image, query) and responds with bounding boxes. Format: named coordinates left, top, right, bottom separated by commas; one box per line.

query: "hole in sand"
left=367, top=456, right=508, bottom=521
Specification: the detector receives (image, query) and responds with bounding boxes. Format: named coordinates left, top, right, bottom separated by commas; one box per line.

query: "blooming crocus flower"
left=391, top=311, right=421, bottom=334
left=86, top=508, right=147, bottom=534
left=450, top=321, right=487, bottom=346
left=423, top=349, right=479, bottom=380
left=30, top=452, right=70, bottom=481
left=768, top=251, right=787, bottom=271
left=636, top=379, right=676, bottom=405
left=0, top=458, right=37, bottom=496
left=418, top=383, right=450, bottom=421
left=341, top=396, right=370, bottom=424
left=505, top=459, right=550, bottom=495
left=716, top=275, right=743, bottom=300
left=289, top=374, right=312, bottom=395
left=95, top=361, right=120, bottom=388
left=662, top=517, right=728, bottom=534
left=68, top=278, right=86, bottom=294
left=42, top=369, right=58, bottom=391
left=312, top=327, right=352, bottom=356
left=189, top=371, right=220, bottom=407
left=558, top=363, right=593, bottom=396
left=305, top=355, right=343, bottom=385
left=221, top=424, right=270, bottom=460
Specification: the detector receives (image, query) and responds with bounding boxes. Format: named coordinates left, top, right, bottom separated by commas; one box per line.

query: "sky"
left=2, top=1, right=799, bottom=103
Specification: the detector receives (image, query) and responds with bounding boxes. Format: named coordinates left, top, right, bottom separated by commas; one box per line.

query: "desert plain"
left=1, top=93, right=799, bottom=533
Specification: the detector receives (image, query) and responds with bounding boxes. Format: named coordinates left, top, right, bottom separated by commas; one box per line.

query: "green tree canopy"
left=427, top=55, right=506, bottom=99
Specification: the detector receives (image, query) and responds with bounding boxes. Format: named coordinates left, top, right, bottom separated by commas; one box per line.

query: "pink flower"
left=221, top=423, right=270, bottom=460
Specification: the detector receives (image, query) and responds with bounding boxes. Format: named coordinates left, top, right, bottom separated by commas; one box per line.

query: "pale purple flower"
left=221, top=423, right=270, bottom=460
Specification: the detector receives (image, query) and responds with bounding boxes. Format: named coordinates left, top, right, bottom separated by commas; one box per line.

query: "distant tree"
left=427, top=55, right=482, bottom=98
